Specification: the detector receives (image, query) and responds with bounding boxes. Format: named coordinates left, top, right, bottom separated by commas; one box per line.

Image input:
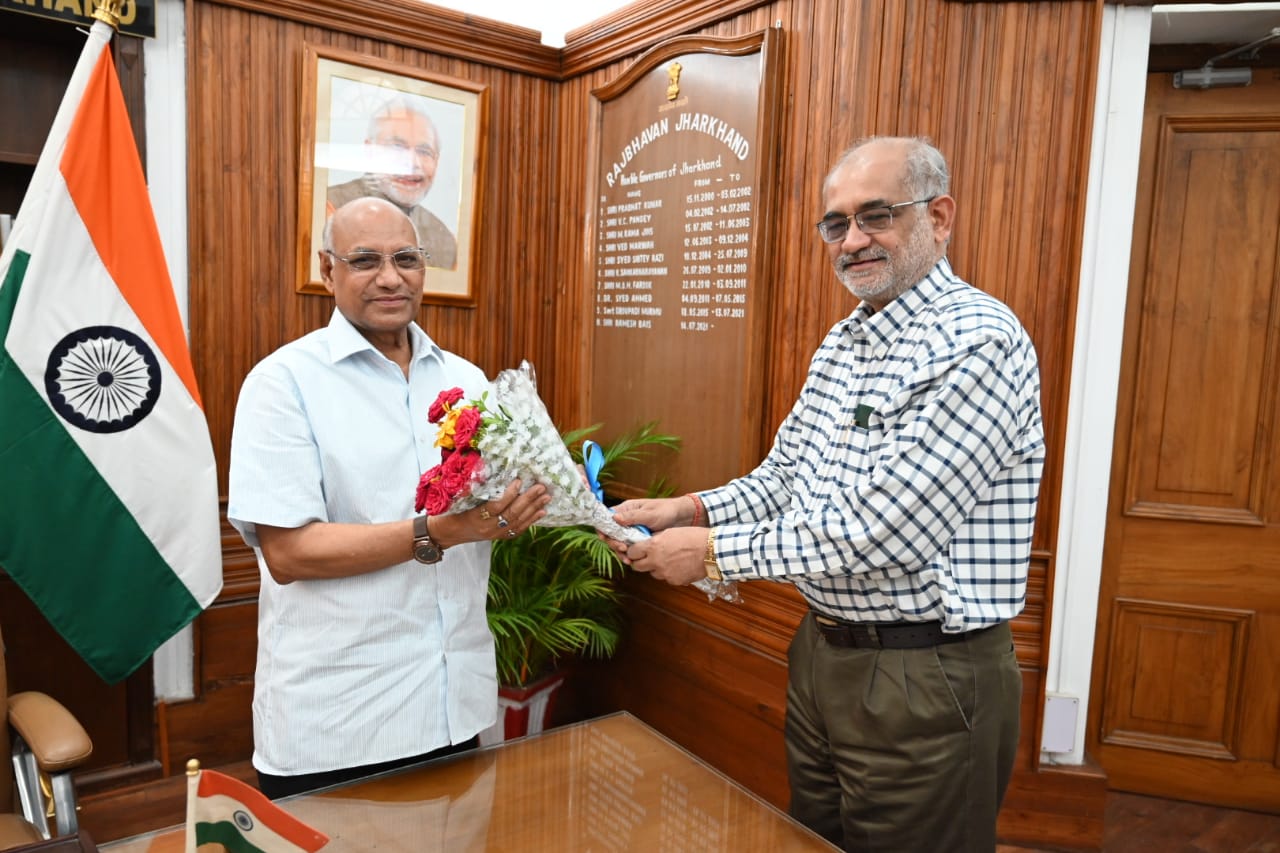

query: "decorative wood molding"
left=1125, top=501, right=1265, bottom=526
left=205, top=0, right=561, bottom=78
left=1100, top=599, right=1250, bottom=759
left=561, top=0, right=770, bottom=77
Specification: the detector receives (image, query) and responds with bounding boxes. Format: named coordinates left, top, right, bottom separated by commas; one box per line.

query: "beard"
left=834, top=217, right=938, bottom=305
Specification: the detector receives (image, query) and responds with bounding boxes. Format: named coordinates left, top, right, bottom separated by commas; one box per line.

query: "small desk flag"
left=186, top=764, right=329, bottom=853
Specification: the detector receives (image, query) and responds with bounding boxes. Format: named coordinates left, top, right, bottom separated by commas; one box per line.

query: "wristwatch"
left=704, top=529, right=722, bottom=581
left=412, top=514, right=443, bottom=564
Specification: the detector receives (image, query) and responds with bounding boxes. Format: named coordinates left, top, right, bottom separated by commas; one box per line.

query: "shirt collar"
left=325, top=308, right=443, bottom=367
left=838, top=257, right=956, bottom=346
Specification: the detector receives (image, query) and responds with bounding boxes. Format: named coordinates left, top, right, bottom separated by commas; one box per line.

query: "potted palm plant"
left=481, top=421, right=679, bottom=743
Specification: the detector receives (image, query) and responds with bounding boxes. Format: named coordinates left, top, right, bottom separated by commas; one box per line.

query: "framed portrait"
left=296, top=44, right=487, bottom=306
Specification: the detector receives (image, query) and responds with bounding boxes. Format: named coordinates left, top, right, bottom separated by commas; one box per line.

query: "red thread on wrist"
left=685, top=493, right=706, bottom=527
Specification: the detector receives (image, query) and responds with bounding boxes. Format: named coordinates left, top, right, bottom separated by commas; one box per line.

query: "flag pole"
left=185, top=759, right=200, bottom=853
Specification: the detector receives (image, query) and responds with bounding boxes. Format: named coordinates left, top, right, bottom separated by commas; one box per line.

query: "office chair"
left=1, top=623, right=93, bottom=851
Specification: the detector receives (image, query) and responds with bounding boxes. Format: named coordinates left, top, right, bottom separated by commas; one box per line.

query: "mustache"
left=837, top=248, right=888, bottom=266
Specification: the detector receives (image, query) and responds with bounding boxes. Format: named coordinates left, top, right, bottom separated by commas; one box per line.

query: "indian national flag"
left=0, top=19, right=221, bottom=683
left=187, top=768, right=329, bottom=853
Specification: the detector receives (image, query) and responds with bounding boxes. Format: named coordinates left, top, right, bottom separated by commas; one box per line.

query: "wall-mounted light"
left=1172, top=26, right=1279, bottom=90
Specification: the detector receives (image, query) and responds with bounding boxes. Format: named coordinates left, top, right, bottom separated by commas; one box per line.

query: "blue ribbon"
left=582, top=440, right=607, bottom=503
left=582, top=440, right=650, bottom=536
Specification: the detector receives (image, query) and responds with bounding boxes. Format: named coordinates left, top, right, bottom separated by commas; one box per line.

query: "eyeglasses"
left=325, top=248, right=431, bottom=273
left=815, top=197, right=936, bottom=243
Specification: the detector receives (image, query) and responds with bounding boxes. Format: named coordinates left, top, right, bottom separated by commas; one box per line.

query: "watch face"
left=414, top=541, right=442, bottom=564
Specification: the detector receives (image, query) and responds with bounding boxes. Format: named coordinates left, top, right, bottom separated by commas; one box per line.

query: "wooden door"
left=1088, top=69, right=1280, bottom=811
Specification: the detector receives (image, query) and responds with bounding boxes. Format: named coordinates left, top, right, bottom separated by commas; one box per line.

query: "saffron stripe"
left=59, top=48, right=203, bottom=409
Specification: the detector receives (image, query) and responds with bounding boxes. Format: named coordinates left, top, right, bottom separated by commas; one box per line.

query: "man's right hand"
left=610, top=495, right=696, bottom=534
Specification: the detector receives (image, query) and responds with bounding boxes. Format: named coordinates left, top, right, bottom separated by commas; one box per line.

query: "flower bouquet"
left=414, top=361, right=737, bottom=601
left=416, top=361, right=648, bottom=542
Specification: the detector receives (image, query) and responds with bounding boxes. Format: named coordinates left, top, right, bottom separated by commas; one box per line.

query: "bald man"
left=229, top=198, right=547, bottom=798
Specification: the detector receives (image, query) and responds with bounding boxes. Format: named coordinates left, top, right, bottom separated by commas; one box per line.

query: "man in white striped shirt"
left=612, top=137, right=1045, bottom=851
left=229, top=198, right=549, bottom=799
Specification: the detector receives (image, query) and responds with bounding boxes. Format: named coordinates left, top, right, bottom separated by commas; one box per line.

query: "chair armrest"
left=7, top=692, right=93, bottom=772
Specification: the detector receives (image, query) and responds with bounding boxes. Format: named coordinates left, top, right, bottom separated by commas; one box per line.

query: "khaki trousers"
left=785, top=614, right=1021, bottom=852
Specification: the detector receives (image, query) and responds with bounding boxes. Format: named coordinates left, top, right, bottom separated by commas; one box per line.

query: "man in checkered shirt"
left=611, top=136, right=1045, bottom=852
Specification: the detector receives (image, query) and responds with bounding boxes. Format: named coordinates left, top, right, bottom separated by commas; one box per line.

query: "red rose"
left=451, top=406, right=484, bottom=450
left=439, top=450, right=482, bottom=500
left=462, top=450, right=485, bottom=478
left=415, top=465, right=443, bottom=512
left=428, top=387, right=465, bottom=424
left=423, top=482, right=452, bottom=515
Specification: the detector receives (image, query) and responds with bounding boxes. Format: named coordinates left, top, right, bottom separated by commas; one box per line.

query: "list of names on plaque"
left=592, top=112, right=757, bottom=338
left=595, top=196, right=665, bottom=330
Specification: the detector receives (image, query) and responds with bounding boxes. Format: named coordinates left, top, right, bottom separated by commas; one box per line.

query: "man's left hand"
left=625, top=527, right=710, bottom=586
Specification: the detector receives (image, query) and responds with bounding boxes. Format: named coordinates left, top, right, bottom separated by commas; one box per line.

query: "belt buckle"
left=848, top=623, right=878, bottom=649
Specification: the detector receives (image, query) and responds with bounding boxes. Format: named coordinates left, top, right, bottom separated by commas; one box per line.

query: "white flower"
left=442, top=362, right=645, bottom=543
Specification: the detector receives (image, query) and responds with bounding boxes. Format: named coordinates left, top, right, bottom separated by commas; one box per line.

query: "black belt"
left=812, top=614, right=991, bottom=650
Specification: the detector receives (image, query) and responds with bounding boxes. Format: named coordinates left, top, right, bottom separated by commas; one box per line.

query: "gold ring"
left=479, top=508, right=492, bottom=520
left=507, top=529, right=517, bottom=537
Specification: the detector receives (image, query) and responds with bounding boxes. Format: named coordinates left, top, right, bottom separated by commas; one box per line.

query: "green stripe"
left=0, top=250, right=201, bottom=684
left=196, top=820, right=269, bottom=853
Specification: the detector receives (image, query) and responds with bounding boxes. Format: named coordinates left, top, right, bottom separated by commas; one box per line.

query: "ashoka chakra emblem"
left=44, top=325, right=161, bottom=434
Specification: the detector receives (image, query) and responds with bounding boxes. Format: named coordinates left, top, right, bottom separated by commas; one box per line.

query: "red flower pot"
left=479, top=671, right=567, bottom=745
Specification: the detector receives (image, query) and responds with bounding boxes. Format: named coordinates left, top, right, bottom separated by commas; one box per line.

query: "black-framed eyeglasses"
left=325, top=248, right=431, bottom=273
left=815, top=197, right=936, bottom=243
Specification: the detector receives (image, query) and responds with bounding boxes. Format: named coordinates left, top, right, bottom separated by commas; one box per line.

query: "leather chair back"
left=1, top=622, right=13, bottom=813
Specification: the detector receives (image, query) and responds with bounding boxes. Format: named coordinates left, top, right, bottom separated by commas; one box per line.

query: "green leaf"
left=486, top=420, right=679, bottom=686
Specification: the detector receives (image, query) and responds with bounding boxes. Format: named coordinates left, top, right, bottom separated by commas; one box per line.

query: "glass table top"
left=103, top=711, right=836, bottom=851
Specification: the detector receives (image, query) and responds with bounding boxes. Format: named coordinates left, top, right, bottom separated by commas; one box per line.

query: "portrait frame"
left=296, top=44, right=487, bottom=306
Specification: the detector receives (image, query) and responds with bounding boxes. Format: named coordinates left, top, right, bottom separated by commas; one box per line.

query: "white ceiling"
left=1151, top=2, right=1280, bottom=45
left=426, top=1, right=1280, bottom=50
left=424, top=1, right=629, bottom=47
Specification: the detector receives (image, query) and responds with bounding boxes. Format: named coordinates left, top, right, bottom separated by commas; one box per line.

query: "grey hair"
left=824, top=136, right=950, bottom=200
left=365, top=97, right=440, bottom=149
left=321, top=215, right=335, bottom=253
